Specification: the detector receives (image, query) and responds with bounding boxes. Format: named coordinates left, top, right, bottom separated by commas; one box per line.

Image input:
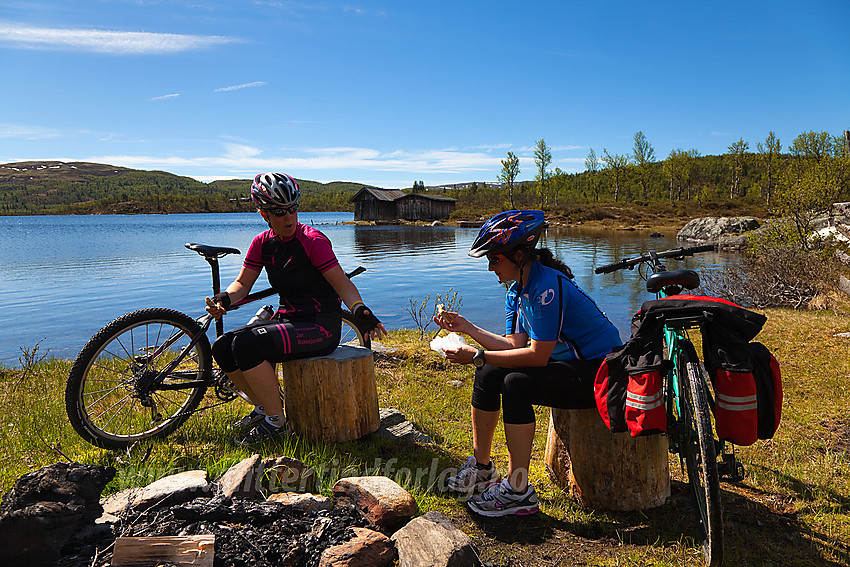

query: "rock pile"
left=0, top=458, right=480, bottom=567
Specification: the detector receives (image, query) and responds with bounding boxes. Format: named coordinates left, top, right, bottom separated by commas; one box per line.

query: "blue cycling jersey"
left=505, top=262, right=622, bottom=361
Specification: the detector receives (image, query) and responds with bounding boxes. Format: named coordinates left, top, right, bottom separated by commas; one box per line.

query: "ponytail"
left=529, top=247, right=573, bottom=279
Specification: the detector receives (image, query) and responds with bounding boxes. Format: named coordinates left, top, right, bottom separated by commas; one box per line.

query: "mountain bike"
left=65, top=242, right=370, bottom=450
left=596, top=245, right=744, bottom=567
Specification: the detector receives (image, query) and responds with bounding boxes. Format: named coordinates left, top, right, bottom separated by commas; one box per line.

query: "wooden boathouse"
left=350, top=187, right=456, bottom=222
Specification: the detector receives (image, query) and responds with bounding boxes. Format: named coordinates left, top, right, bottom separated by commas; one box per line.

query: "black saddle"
left=646, top=269, right=700, bottom=293
left=185, top=243, right=241, bottom=259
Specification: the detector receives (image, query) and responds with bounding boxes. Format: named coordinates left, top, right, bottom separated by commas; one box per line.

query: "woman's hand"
left=205, top=295, right=228, bottom=319
left=443, top=344, right=477, bottom=365
left=432, top=310, right=470, bottom=334
left=364, top=322, right=388, bottom=342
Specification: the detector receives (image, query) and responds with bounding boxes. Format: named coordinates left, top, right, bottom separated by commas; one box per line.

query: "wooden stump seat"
left=280, top=345, right=380, bottom=443
left=543, top=407, right=670, bottom=511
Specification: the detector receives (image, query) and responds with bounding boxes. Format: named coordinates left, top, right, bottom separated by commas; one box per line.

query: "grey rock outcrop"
left=677, top=216, right=760, bottom=247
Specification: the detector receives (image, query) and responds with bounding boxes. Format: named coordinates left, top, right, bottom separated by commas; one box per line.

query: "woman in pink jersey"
left=205, top=172, right=386, bottom=445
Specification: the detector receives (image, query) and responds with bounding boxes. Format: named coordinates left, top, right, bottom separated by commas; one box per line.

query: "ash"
left=60, top=495, right=370, bottom=567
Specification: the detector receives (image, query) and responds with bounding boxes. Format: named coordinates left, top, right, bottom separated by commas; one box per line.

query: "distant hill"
left=0, top=161, right=367, bottom=215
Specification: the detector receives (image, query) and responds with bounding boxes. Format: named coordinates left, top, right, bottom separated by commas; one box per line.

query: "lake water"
left=0, top=212, right=735, bottom=365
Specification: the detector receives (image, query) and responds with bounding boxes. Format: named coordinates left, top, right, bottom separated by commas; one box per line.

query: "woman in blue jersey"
left=433, top=210, right=621, bottom=517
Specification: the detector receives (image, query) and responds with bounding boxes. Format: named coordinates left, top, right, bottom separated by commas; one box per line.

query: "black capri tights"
left=212, top=312, right=341, bottom=373
left=471, top=359, right=604, bottom=424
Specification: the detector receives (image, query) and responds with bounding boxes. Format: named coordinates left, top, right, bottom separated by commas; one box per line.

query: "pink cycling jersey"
left=243, top=223, right=341, bottom=317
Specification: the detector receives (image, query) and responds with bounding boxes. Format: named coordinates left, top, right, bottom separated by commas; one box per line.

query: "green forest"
left=1, top=129, right=848, bottom=222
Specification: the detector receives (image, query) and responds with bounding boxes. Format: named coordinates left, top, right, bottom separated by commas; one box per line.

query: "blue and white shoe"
left=232, top=418, right=285, bottom=446
left=231, top=409, right=265, bottom=433
left=446, top=456, right=500, bottom=493
left=467, top=479, right=539, bottom=517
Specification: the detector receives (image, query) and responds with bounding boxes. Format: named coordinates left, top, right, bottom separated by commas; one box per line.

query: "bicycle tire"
left=65, top=308, right=211, bottom=449
left=341, top=310, right=371, bottom=349
left=677, top=340, right=723, bottom=566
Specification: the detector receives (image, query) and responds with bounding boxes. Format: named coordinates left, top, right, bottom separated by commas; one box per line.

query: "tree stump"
left=280, top=345, right=380, bottom=443
left=544, top=407, right=670, bottom=511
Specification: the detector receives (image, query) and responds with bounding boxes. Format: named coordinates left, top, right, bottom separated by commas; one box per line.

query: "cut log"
left=112, top=535, right=214, bottom=566
left=544, top=407, right=670, bottom=511
left=281, top=345, right=380, bottom=442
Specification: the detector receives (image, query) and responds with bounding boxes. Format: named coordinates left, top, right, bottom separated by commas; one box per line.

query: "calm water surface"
left=0, top=212, right=735, bottom=365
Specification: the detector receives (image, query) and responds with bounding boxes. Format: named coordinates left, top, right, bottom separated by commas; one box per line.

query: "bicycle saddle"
left=646, top=269, right=700, bottom=293
left=185, top=243, right=241, bottom=258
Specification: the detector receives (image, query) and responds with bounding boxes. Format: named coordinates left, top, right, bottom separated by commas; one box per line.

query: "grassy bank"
left=1, top=310, right=848, bottom=566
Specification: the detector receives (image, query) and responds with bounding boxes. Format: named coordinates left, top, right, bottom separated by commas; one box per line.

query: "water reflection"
left=352, top=225, right=457, bottom=257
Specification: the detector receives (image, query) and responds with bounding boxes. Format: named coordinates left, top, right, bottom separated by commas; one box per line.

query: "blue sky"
left=1, top=1, right=848, bottom=188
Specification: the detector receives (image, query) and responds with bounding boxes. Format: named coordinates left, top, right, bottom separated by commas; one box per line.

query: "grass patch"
left=1, top=310, right=849, bottom=565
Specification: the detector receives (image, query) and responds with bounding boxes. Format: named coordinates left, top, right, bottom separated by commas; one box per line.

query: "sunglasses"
left=267, top=204, right=299, bottom=216
left=487, top=254, right=503, bottom=265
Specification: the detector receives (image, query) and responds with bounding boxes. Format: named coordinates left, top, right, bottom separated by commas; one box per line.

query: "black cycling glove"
left=352, top=303, right=381, bottom=334
left=212, top=291, right=232, bottom=310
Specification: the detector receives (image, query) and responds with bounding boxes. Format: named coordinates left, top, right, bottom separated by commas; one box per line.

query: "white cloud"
left=87, top=145, right=503, bottom=178
left=0, top=22, right=239, bottom=54
left=150, top=93, right=180, bottom=101
left=0, top=123, right=61, bottom=139
left=214, top=81, right=266, bottom=92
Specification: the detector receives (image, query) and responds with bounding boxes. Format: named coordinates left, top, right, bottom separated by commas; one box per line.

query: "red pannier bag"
left=708, top=342, right=782, bottom=446
left=595, top=342, right=667, bottom=437
left=624, top=367, right=666, bottom=437
left=711, top=367, right=759, bottom=446
left=750, top=341, right=782, bottom=440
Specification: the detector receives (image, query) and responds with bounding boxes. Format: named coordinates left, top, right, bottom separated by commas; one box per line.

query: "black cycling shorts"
left=470, top=358, right=604, bottom=424
left=212, top=312, right=341, bottom=373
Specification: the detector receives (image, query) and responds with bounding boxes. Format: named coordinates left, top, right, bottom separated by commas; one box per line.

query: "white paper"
left=430, top=332, right=467, bottom=356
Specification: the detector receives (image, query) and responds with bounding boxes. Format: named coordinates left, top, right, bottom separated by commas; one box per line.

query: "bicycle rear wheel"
left=340, top=310, right=371, bottom=349
left=677, top=340, right=723, bottom=566
left=65, top=308, right=211, bottom=449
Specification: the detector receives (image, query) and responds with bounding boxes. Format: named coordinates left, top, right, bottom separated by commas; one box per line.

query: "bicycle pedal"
left=718, top=455, right=745, bottom=482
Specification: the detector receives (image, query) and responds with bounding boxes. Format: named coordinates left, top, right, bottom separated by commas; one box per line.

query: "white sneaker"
left=445, top=456, right=500, bottom=493
left=467, top=479, right=539, bottom=517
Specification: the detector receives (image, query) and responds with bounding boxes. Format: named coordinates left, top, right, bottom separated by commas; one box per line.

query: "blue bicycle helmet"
left=468, top=210, right=547, bottom=258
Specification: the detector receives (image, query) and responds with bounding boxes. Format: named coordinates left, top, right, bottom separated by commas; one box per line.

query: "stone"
left=446, top=380, right=464, bottom=388
left=262, top=455, right=316, bottom=493
left=132, top=469, right=210, bottom=510
left=332, top=476, right=418, bottom=529
left=217, top=454, right=263, bottom=499
left=267, top=491, right=333, bottom=513
left=100, top=486, right=144, bottom=516
left=319, top=526, right=396, bottom=567
left=0, top=462, right=114, bottom=565
left=375, top=408, right=434, bottom=445
left=677, top=216, right=760, bottom=243
left=391, top=511, right=479, bottom=567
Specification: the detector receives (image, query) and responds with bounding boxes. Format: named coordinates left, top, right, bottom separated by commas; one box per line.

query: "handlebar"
left=594, top=244, right=715, bottom=275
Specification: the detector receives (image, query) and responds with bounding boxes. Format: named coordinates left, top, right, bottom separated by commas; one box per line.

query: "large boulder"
left=391, top=511, right=479, bottom=567
left=0, top=462, right=115, bottom=565
left=677, top=216, right=760, bottom=245
left=332, top=476, right=418, bottom=530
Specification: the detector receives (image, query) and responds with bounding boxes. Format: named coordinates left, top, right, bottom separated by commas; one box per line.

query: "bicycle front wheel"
left=65, top=308, right=211, bottom=449
left=677, top=340, right=723, bottom=566
left=340, top=310, right=371, bottom=349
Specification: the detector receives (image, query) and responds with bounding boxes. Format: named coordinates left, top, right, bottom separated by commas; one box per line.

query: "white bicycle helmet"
left=250, top=172, right=301, bottom=209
